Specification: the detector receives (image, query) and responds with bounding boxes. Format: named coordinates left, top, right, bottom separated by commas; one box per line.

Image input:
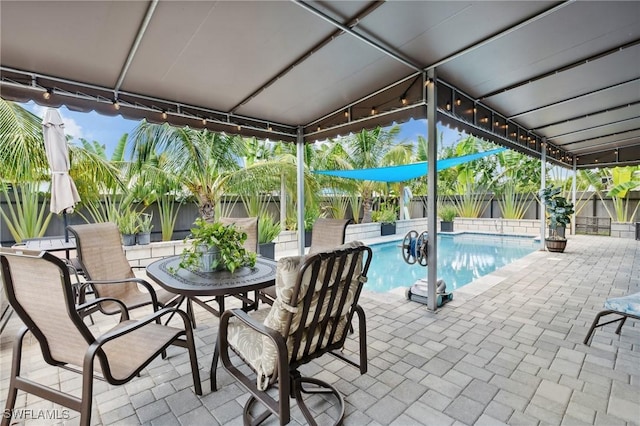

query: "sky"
left=23, top=102, right=464, bottom=158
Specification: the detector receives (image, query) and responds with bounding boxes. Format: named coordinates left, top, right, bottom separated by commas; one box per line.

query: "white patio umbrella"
left=43, top=108, right=81, bottom=241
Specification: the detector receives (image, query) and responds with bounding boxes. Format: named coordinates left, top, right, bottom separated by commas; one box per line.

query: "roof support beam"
left=533, top=101, right=640, bottom=131
left=114, top=0, right=159, bottom=95
left=294, top=0, right=423, bottom=72
left=547, top=117, right=640, bottom=140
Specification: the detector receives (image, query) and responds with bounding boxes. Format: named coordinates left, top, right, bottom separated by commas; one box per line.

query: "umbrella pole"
left=63, top=210, right=69, bottom=242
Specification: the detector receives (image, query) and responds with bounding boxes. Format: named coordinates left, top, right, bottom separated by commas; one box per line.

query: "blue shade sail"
left=314, top=148, right=506, bottom=183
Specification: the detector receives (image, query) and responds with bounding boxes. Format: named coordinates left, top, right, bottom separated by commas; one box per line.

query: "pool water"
left=365, top=233, right=538, bottom=293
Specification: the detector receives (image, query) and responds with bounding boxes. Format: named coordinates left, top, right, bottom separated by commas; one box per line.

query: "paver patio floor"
left=1, top=234, right=638, bottom=425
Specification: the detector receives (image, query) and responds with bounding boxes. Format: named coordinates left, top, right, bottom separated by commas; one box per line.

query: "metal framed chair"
left=259, top=218, right=351, bottom=305
left=216, top=241, right=372, bottom=425
left=584, top=292, right=640, bottom=345
left=0, top=248, right=202, bottom=426
left=68, top=222, right=180, bottom=317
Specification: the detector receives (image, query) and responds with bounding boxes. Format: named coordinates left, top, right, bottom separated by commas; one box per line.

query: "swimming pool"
left=365, top=233, right=538, bottom=293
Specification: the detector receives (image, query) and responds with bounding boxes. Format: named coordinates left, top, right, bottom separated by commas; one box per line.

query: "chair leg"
left=211, top=338, right=220, bottom=392
left=291, top=372, right=345, bottom=426
left=354, top=305, right=367, bottom=374
left=1, top=328, right=28, bottom=426
left=80, top=362, right=95, bottom=426
left=583, top=310, right=626, bottom=345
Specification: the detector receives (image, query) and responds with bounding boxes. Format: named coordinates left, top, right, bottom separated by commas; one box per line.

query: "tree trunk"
left=362, top=197, right=373, bottom=223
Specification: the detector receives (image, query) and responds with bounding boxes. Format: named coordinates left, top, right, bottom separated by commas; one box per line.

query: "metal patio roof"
left=1, top=0, right=639, bottom=169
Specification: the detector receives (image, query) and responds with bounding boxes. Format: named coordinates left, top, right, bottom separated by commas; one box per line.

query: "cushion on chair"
left=225, top=241, right=366, bottom=390
left=603, top=292, right=640, bottom=315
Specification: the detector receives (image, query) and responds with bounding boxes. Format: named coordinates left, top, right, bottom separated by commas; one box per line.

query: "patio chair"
left=219, top=216, right=259, bottom=253
left=68, top=223, right=180, bottom=317
left=583, top=291, right=640, bottom=345
left=216, top=241, right=372, bottom=425
left=0, top=248, right=202, bottom=426
left=259, top=218, right=351, bottom=305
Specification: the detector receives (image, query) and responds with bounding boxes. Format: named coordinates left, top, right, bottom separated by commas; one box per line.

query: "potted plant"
left=117, top=208, right=139, bottom=246
left=179, top=218, right=257, bottom=273
left=258, top=212, right=281, bottom=259
left=540, top=186, right=574, bottom=253
left=136, top=213, right=153, bottom=245
left=439, top=205, right=457, bottom=232
left=372, top=205, right=397, bottom=236
left=303, top=205, right=321, bottom=248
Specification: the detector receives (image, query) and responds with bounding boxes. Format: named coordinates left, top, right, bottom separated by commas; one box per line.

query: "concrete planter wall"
left=345, top=222, right=381, bottom=242
left=454, top=218, right=540, bottom=236
left=610, top=222, right=637, bottom=239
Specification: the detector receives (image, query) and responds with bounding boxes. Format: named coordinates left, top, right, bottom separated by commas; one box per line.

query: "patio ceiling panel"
left=1, top=0, right=640, bottom=168
left=236, top=32, right=412, bottom=125
left=121, top=1, right=336, bottom=115
left=0, top=1, right=147, bottom=89
left=439, top=1, right=640, bottom=98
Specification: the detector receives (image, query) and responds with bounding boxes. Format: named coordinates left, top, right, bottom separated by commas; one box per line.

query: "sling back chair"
left=0, top=248, right=202, bottom=426
left=216, top=241, right=372, bottom=425
left=259, top=218, right=351, bottom=306
left=584, top=291, right=640, bottom=345
left=68, top=222, right=180, bottom=317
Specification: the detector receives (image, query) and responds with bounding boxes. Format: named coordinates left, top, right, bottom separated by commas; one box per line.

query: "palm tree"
left=332, top=126, right=411, bottom=222
left=0, top=99, right=120, bottom=240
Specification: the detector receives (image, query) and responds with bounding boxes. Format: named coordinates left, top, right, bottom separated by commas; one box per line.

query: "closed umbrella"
left=43, top=108, right=81, bottom=241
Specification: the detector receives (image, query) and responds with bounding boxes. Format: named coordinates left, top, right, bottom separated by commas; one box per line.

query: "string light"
left=161, top=111, right=167, bottom=120
left=446, top=102, right=451, bottom=111
left=401, top=96, right=408, bottom=106
left=455, top=99, right=461, bottom=106
left=370, top=106, right=377, bottom=115
left=113, top=99, right=120, bottom=110
left=42, top=89, right=52, bottom=100
left=202, top=118, right=207, bottom=125
left=344, top=110, right=349, bottom=118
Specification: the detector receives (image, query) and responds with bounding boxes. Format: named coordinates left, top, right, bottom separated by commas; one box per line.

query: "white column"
left=572, top=156, right=577, bottom=235
left=426, top=69, right=438, bottom=311
left=296, top=127, right=305, bottom=255
left=540, top=140, right=547, bottom=250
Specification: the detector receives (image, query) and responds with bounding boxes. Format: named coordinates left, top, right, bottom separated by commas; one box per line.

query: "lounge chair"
left=583, top=292, right=640, bottom=345
left=0, top=248, right=202, bottom=426
left=68, top=222, right=180, bottom=317
left=216, top=241, right=372, bottom=425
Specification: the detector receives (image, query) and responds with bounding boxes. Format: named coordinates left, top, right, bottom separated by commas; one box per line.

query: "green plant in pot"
left=117, top=208, right=140, bottom=246
left=372, top=204, right=397, bottom=236
left=258, top=212, right=281, bottom=259
left=540, top=186, right=574, bottom=252
left=179, top=218, right=257, bottom=273
left=439, top=204, right=457, bottom=232
left=136, top=213, right=153, bottom=245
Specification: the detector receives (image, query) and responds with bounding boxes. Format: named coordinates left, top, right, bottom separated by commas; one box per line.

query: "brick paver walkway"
left=1, top=234, right=638, bottom=425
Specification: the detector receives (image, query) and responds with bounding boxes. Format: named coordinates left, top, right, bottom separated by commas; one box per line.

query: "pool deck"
left=1, top=234, right=638, bottom=425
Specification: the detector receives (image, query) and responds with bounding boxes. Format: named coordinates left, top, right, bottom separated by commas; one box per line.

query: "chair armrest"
left=93, top=307, right=191, bottom=346
left=219, top=308, right=289, bottom=391
left=83, top=278, right=160, bottom=310
left=77, top=297, right=130, bottom=321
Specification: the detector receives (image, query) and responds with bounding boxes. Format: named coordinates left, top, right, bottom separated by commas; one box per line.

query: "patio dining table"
left=146, top=255, right=277, bottom=390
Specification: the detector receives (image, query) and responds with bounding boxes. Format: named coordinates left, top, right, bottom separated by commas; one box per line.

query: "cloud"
left=32, top=105, right=84, bottom=140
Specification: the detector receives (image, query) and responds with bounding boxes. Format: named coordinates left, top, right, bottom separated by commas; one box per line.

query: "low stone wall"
left=611, top=222, right=637, bottom=239
left=124, top=240, right=189, bottom=267
left=345, top=222, right=381, bottom=242
left=274, top=230, right=298, bottom=254
left=454, top=218, right=540, bottom=236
